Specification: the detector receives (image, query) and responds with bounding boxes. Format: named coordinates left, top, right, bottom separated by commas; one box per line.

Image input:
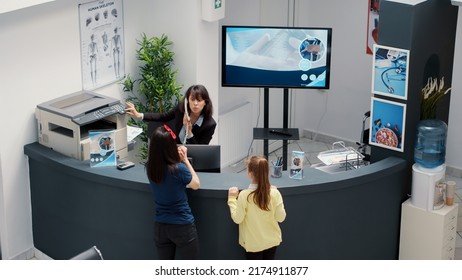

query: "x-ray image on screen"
left=222, top=26, right=332, bottom=89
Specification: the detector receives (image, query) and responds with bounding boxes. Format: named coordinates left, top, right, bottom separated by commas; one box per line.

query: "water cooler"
left=400, top=112, right=458, bottom=260
left=411, top=164, right=445, bottom=211
left=410, top=119, right=448, bottom=211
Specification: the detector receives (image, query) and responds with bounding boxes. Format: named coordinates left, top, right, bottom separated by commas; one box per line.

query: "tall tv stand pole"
left=263, top=88, right=269, bottom=157
left=260, top=88, right=294, bottom=170
left=282, top=88, right=289, bottom=169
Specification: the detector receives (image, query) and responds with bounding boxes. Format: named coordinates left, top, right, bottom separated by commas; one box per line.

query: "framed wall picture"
left=369, top=97, right=406, bottom=152
left=79, top=0, right=125, bottom=90
left=371, top=44, right=410, bottom=100
left=366, top=0, right=381, bottom=54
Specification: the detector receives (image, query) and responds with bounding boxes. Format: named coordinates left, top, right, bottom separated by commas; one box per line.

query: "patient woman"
left=147, top=125, right=200, bottom=259
left=125, top=84, right=216, bottom=144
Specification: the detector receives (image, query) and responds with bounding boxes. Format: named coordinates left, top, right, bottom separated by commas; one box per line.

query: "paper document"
left=127, top=125, right=143, bottom=142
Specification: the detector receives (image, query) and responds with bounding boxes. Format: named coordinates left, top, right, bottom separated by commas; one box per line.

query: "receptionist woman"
left=125, top=84, right=216, bottom=144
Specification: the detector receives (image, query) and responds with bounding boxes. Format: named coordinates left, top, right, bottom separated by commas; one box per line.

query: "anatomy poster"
left=79, top=0, right=125, bottom=90
left=369, top=97, right=406, bottom=152
left=371, top=44, right=410, bottom=100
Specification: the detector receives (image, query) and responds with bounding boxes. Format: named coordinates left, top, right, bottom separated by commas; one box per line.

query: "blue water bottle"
left=414, top=119, right=447, bottom=168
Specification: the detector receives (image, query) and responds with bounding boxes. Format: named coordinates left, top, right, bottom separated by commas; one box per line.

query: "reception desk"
left=24, top=142, right=408, bottom=260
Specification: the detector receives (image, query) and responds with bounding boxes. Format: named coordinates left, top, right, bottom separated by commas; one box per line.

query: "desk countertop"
left=24, top=141, right=407, bottom=195
left=24, top=141, right=409, bottom=260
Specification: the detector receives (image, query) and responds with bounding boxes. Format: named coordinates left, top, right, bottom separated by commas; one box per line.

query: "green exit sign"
left=215, top=0, right=222, bottom=9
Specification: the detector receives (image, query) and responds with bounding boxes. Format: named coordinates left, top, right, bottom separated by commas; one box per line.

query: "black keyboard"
left=72, top=103, right=125, bottom=125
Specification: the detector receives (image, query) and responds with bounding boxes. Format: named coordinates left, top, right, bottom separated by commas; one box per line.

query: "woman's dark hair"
left=146, top=125, right=181, bottom=184
left=246, top=155, right=271, bottom=211
left=180, top=84, right=213, bottom=119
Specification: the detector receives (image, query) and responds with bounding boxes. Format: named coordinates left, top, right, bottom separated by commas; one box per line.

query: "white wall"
left=221, top=0, right=462, bottom=173
left=446, top=6, right=462, bottom=173
left=0, top=0, right=218, bottom=259
left=139, top=0, right=221, bottom=143
left=220, top=0, right=377, bottom=148
left=0, top=0, right=82, bottom=260
left=291, top=0, right=374, bottom=143
left=219, top=0, right=262, bottom=117
left=293, top=0, right=462, bottom=171
left=219, top=0, right=295, bottom=154
left=0, top=152, right=4, bottom=260
left=1, top=0, right=462, bottom=260
left=0, top=0, right=56, bottom=14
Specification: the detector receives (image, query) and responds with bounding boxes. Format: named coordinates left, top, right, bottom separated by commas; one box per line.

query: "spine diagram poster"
left=371, top=44, right=409, bottom=100
left=79, top=0, right=125, bottom=90
left=369, top=97, right=406, bottom=152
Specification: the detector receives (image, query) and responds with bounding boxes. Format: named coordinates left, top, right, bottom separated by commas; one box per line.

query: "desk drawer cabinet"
left=399, top=199, right=458, bottom=260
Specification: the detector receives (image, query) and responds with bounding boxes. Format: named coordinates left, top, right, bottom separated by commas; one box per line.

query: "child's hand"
left=228, top=186, right=239, bottom=197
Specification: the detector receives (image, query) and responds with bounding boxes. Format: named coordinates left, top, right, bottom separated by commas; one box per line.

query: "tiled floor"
left=222, top=137, right=462, bottom=260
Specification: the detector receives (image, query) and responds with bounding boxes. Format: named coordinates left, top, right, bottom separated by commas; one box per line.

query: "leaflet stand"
left=253, top=88, right=299, bottom=170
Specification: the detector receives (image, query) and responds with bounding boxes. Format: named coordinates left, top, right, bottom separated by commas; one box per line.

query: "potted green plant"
left=420, top=77, right=451, bottom=120
left=122, top=33, right=183, bottom=160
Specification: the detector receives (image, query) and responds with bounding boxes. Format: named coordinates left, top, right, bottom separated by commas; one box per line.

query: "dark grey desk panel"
left=24, top=142, right=408, bottom=260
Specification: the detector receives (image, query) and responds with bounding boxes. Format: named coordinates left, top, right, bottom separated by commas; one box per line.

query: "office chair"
left=70, top=246, right=104, bottom=260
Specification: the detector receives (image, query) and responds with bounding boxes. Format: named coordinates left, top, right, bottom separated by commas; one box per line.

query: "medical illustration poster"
left=79, top=0, right=125, bottom=90
left=290, top=151, right=305, bottom=180
left=366, top=0, right=381, bottom=54
left=369, top=97, right=406, bottom=152
left=89, top=130, right=117, bottom=167
left=371, top=44, right=409, bottom=100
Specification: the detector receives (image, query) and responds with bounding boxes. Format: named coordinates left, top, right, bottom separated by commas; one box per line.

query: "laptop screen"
left=181, top=144, right=221, bottom=173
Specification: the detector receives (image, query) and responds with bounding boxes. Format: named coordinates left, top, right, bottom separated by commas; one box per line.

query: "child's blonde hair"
left=246, top=155, right=271, bottom=211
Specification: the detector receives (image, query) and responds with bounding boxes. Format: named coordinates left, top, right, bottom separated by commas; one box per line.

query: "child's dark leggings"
left=245, top=246, right=277, bottom=260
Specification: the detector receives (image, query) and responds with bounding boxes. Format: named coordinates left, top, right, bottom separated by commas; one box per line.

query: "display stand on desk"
left=253, top=88, right=299, bottom=170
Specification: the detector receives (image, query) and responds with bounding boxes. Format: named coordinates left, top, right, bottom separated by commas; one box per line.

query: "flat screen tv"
left=222, top=25, right=332, bottom=89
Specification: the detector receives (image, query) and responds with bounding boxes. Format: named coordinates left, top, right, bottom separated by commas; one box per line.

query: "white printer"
left=36, top=91, right=128, bottom=160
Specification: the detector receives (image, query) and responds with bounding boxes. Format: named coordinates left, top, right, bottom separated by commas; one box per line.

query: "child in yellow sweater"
left=228, top=155, right=287, bottom=259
